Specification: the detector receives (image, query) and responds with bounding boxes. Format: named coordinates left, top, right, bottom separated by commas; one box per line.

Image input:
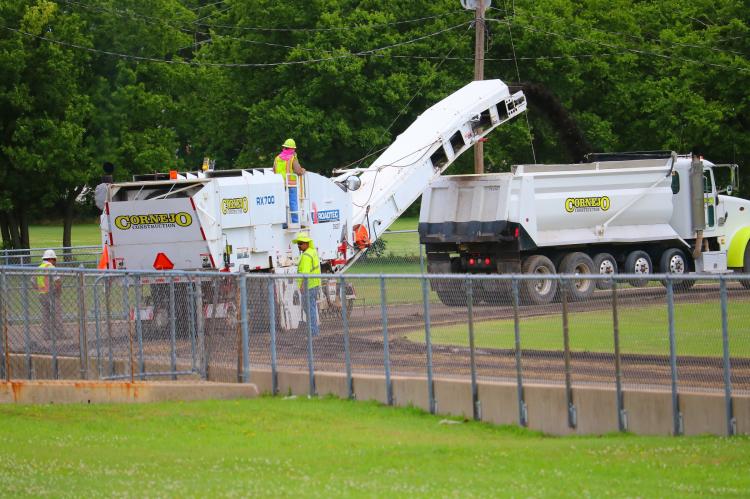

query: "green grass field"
left=405, top=298, right=750, bottom=357
left=29, top=223, right=102, bottom=248
left=1, top=397, right=748, bottom=497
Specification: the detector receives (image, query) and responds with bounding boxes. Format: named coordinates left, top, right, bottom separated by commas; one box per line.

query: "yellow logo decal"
left=221, top=197, right=249, bottom=214
left=114, top=212, right=192, bottom=230
left=565, top=196, right=610, bottom=213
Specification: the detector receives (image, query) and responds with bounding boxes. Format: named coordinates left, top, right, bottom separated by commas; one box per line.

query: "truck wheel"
left=435, top=280, right=467, bottom=307
left=559, top=252, right=596, bottom=301
left=592, top=253, right=618, bottom=290
left=624, top=250, right=652, bottom=287
left=741, top=245, right=750, bottom=289
left=521, top=255, right=558, bottom=305
left=659, top=248, right=695, bottom=290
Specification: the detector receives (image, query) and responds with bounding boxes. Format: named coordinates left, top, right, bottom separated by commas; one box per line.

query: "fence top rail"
left=0, top=264, right=748, bottom=282
left=0, top=245, right=100, bottom=255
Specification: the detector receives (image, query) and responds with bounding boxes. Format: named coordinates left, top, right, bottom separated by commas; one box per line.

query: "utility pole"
left=462, top=0, right=488, bottom=173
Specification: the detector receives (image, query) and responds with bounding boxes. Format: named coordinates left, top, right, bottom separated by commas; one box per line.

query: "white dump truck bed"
left=420, top=157, right=681, bottom=247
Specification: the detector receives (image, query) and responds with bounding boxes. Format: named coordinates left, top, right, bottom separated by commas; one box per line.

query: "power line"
left=58, top=0, right=468, bottom=34
left=485, top=18, right=750, bottom=74
left=505, top=14, right=536, bottom=163
left=197, top=10, right=470, bottom=33
left=488, top=5, right=746, bottom=58
left=1, top=21, right=472, bottom=68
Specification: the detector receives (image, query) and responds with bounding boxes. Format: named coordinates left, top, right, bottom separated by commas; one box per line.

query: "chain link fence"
left=2, top=267, right=748, bottom=405
left=0, top=246, right=101, bottom=268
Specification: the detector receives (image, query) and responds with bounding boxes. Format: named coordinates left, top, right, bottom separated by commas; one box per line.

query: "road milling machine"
left=100, top=79, right=528, bottom=330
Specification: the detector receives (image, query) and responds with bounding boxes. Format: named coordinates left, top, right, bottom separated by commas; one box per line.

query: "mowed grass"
left=29, top=223, right=102, bottom=248
left=1, top=397, right=748, bottom=497
left=405, top=298, right=750, bottom=357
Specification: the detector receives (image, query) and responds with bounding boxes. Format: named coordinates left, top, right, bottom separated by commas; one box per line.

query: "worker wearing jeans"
left=274, top=139, right=306, bottom=224
left=293, top=232, right=320, bottom=337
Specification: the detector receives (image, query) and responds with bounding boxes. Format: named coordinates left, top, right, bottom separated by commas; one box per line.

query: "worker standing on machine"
left=274, top=139, right=306, bottom=224
left=293, top=232, right=321, bottom=337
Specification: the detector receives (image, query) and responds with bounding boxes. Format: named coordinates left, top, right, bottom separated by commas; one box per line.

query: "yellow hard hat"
left=292, top=232, right=312, bottom=244
left=282, top=138, right=297, bottom=149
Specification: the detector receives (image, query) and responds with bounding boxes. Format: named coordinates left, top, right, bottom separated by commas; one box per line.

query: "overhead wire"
left=483, top=17, right=750, bottom=74
left=0, top=21, right=472, bottom=68
left=501, top=8, right=537, bottom=163
left=488, top=5, right=745, bottom=57
left=348, top=25, right=475, bottom=211
left=57, top=0, right=468, bottom=34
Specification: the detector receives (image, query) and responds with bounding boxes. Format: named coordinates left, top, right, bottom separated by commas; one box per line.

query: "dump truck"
left=100, top=79, right=527, bottom=329
left=419, top=151, right=750, bottom=305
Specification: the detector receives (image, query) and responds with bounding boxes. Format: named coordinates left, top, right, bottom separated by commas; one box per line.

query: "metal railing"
left=1, top=266, right=748, bottom=435
left=0, top=246, right=101, bottom=268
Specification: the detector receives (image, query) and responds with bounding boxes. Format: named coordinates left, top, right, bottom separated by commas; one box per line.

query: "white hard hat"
left=42, top=249, right=57, bottom=260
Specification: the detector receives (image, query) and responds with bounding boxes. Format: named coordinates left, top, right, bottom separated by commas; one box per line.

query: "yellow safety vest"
left=36, top=261, right=54, bottom=293
left=274, top=154, right=297, bottom=184
left=297, top=246, right=321, bottom=289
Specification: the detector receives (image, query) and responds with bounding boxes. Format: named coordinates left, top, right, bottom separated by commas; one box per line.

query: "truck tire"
left=741, top=245, right=750, bottom=289
left=435, top=280, right=467, bottom=307
left=659, top=248, right=695, bottom=290
left=521, top=255, right=558, bottom=305
left=592, top=253, right=618, bottom=290
left=559, top=252, right=596, bottom=301
left=624, top=250, right=652, bottom=287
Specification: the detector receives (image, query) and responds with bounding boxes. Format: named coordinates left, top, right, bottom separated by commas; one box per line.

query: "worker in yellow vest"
left=292, top=232, right=321, bottom=337
left=274, top=138, right=306, bottom=179
left=274, top=139, right=306, bottom=224
left=36, top=249, right=63, bottom=339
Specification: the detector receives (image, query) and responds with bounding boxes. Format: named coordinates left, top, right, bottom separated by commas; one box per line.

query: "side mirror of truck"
left=727, top=184, right=733, bottom=196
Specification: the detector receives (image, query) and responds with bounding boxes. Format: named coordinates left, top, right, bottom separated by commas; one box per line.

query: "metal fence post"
left=422, top=275, right=435, bottom=414
left=126, top=277, right=135, bottom=383
left=380, top=276, right=393, bottom=406
left=209, top=279, right=220, bottom=381
left=304, top=277, right=316, bottom=396
left=561, top=278, right=576, bottom=428
left=239, top=275, right=250, bottom=384
left=134, top=276, right=145, bottom=379
left=22, top=272, right=32, bottom=379
left=340, top=276, right=353, bottom=399
left=512, top=278, right=527, bottom=426
left=105, top=276, right=114, bottom=377
left=1, top=270, right=9, bottom=382
left=194, top=278, right=206, bottom=380
left=50, top=272, right=59, bottom=380
left=93, top=278, right=103, bottom=378
left=169, top=278, right=177, bottom=381
left=188, top=280, right=198, bottom=374
left=77, top=271, right=88, bottom=380
left=467, top=277, right=479, bottom=420
left=268, top=278, right=278, bottom=395
left=666, top=277, right=682, bottom=435
left=611, top=278, right=626, bottom=432
left=419, top=242, right=425, bottom=274
left=720, top=277, right=735, bottom=436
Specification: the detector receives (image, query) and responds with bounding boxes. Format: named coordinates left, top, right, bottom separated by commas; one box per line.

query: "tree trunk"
left=62, top=187, right=83, bottom=261
left=6, top=210, right=22, bottom=249
left=18, top=206, right=30, bottom=249
left=0, top=212, right=10, bottom=249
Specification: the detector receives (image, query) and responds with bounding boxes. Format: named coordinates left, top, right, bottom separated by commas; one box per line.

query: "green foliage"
left=1, top=0, right=749, bottom=247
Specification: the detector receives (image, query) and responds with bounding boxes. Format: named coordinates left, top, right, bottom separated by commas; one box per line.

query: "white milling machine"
left=101, top=79, right=528, bottom=329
